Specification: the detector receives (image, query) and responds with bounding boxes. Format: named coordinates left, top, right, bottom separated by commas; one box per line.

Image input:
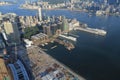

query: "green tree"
left=23, top=26, right=39, bottom=39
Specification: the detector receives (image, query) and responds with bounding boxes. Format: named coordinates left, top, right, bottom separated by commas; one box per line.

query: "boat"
left=51, top=45, right=57, bottom=49
left=41, top=49, right=48, bottom=51
left=45, top=43, right=48, bottom=45
left=51, top=41, right=54, bottom=43
left=88, top=13, right=92, bottom=17
left=41, top=44, right=45, bottom=46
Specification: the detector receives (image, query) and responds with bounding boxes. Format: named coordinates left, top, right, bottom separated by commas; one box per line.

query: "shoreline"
left=19, top=6, right=120, bottom=16
left=19, top=6, right=88, bottom=12
left=40, top=47, right=86, bottom=80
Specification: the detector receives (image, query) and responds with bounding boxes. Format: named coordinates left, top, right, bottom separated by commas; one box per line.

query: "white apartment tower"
left=71, top=0, right=74, bottom=3
left=104, top=0, right=108, bottom=5
left=116, top=0, right=119, bottom=4
left=38, top=7, right=42, bottom=21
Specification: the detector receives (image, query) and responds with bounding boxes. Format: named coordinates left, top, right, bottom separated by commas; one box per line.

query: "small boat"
left=45, top=43, right=48, bottom=45
left=41, top=44, right=45, bottom=46
left=41, top=48, right=47, bottom=51
left=51, top=45, right=57, bottom=49
left=88, top=13, right=92, bottom=17
left=51, top=41, right=54, bottom=43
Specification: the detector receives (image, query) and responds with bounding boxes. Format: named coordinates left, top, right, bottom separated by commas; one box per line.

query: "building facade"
left=38, top=8, right=42, bottom=21
left=3, top=21, right=20, bottom=45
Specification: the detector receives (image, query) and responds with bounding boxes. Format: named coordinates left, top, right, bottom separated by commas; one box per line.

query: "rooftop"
left=31, top=33, right=48, bottom=40
left=0, top=58, right=12, bottom=80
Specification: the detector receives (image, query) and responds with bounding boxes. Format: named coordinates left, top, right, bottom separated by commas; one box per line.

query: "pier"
left=59, top=34, right=77, bottom=42
left=54, top=39, right=75, bottom=50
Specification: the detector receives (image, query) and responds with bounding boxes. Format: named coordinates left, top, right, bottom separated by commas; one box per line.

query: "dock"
left=59, top=34, right=77, bottom=42
left=54, top=39, right=75, bottom=50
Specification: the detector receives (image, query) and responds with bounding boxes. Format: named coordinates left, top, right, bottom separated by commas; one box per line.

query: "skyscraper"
left=3, top=21, right=20, bottom=45
left=43, top=25, right=51, bottom=37
left=104, top=0, right=108, bottom=4
left=0, top=33, right=6, bottom=49
left=71, top=0, right=74, bottom=3
left=38, top=7, right=42, bottom=21
left=51, top=24, right=58, bottom=35
left=62, top=16, right=69, bottom=32
left=116, top=0, right=119, bottom=4
left=25, top=0, right=32, bottom=4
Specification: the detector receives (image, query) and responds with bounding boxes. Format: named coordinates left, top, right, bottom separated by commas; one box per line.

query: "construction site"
left=17, top=45, right=85, bottom=80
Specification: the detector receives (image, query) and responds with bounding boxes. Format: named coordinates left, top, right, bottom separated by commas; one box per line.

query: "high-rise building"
left=25, top=0, right=31, bottom=4
left=58, top=22, right=63, bottom=29
left=43, top=25, right=51, bottom=37
left=116, top=0, right=119, bottom=4
left=62, top=16, right=69, bottom=32
left=52, top=15, right=55, bottom=22
left=25, top=16, right=31, bottom=27
left=0, top=34, right=5, bottom=49
left=104, top=0, right=108, bottom=4
left=71, top=0, right=74, bottom=3
left=38, top=7, right=42, bottom=21
left=51, top=24, right=58, bottom=35
left=3, top=21, right=20, bottom=45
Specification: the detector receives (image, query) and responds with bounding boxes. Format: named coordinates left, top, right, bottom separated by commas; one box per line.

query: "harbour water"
left=0, top=0, right=120, bottom=80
